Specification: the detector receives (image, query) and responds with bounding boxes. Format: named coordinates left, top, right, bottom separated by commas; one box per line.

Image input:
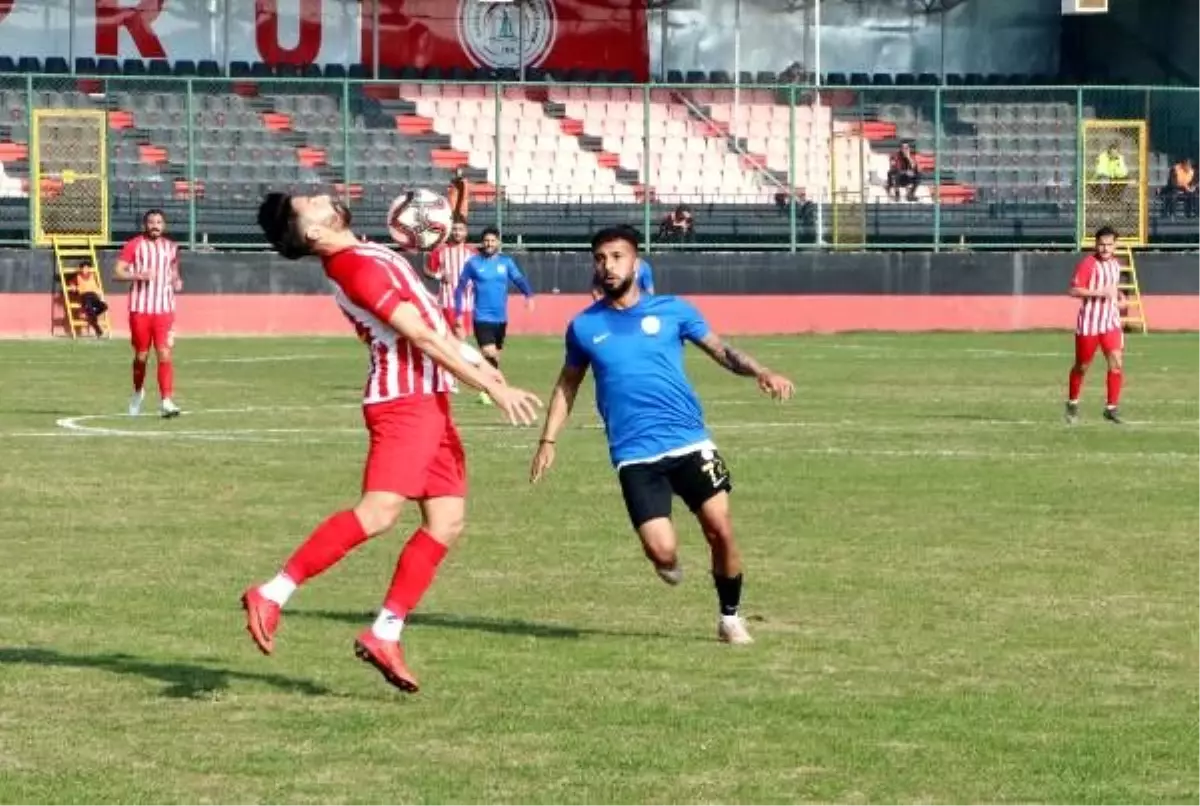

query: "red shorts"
left=129, top=312, right=174, bottom=352
left=1075, top=329, right=1124, bottom=364
left=444, top=307, right=472, bottom=333
left=362, top=394, right=466, bottom=499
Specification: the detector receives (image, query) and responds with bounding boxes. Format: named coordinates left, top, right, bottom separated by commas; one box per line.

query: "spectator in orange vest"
left=73, top=259, right=108, bottom=337
left=1162, top=157, right=1197, bottom=218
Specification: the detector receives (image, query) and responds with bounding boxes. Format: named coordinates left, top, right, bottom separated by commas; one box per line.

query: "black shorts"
left=617, top=447, right=733, bottom=529
left=473, top=320, right=507, bottom=350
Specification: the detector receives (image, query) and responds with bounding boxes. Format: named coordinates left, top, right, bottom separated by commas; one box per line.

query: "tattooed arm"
left=694, top=331, right=795, bottom=399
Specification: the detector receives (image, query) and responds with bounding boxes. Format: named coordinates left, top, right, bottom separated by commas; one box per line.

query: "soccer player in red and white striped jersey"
left=243, top=192, right=542, bottom=694
left=1065, top=226, right=1128, bottom=425
left=424, top=218, right=477, bottom=338
left=113, top=209, right=182, bottom=418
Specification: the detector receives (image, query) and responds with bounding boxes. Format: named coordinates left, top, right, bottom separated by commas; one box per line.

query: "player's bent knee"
left=156, top=348, right=172, bottom=362
left=354, top=492, right=406, bottom=536
left=134, top=351, right=150, bottom=363
left=636, top=518, right=678, bottom=566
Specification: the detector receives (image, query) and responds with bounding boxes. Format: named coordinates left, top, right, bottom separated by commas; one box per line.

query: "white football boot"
left=718, top=614, right=754, bottom=645
left=128, top=390, right=145, bottom=416
left=160, top=398, right=181, bottom=419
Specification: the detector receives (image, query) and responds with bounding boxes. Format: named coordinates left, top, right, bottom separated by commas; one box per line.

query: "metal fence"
left=0, top=75, right=1196, bottom=251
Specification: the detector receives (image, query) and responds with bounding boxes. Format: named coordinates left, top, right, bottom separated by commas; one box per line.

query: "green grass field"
left=0, top=332, right=1196, bottom=804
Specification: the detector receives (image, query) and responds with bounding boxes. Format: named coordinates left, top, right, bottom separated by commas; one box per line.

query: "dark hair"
left=257, top=192, right=309, bottom=260
left=78, top=259, right=93, bottom=268
left=143, top=208, right=165, bottom=224
left=590, top=225, right=640, bottom=253
left=1095, top=225, right=1119, bottom=241
left=451, top=215, right=468, bottom=226
left=480, top=226, right=500, bottom=239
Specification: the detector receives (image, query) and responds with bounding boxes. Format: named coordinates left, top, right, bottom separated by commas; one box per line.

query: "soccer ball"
left=387, top=188, right=454, bottom=251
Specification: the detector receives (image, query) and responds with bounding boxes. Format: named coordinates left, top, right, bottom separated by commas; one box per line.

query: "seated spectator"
left=1161, top=158, right=1198, bottom=218
left=657, top=205, right=694, bottom=243
left=72, top=259, right=107, bottom=338
left=886, top=142, right=921, bottom=202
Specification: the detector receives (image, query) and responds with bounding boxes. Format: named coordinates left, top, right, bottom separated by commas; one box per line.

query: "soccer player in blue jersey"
left=454, top=227, right=535, bottom=403
left=591, top=248, right=654, bottom=300
left=529, top=226, right=794, bottom=644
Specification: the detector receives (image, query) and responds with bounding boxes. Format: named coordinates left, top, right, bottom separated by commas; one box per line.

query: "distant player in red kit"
left=1065, top=225, right=1127, bottom=425
left=113, top=209, right=182, bottom=418
left=424, top=217, right=476, bottom=339
left=245, top=192, right=543, bottom=693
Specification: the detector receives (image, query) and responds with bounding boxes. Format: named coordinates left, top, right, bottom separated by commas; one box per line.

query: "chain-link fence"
left=0, top=76, right=1195, bottom=251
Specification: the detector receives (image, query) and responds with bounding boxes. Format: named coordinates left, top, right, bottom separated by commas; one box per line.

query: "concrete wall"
left=2, top=249, right=1197, bottom=296
left=3, top=249, right=1195, bottom=337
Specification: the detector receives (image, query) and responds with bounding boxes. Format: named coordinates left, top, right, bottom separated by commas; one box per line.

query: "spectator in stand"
left=886, top=142, right=921, bottom=202
left=1161, top=158, right=1197, bottom=218
left=72, top=259, right=108, bottom=338
left=1094, top=143, right=1129, bottom=181
left=657, top=205, right=694, bottom=243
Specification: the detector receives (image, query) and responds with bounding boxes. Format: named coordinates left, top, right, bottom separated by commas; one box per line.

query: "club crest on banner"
left=457, top=0, right=557, bottom=70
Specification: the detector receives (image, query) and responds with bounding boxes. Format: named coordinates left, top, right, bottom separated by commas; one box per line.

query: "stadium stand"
left=0, top=61, right=1194, bottom=247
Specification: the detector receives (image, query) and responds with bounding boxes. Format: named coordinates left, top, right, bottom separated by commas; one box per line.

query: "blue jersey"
left=565, top=295, right=712, bottom=467
left=455, top=252, right=533, bottom=323
left=592, top=258, right=655, bottom=294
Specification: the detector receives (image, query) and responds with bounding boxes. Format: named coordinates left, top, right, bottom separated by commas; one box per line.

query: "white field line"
left=0, top=405, right=1192, bottom=464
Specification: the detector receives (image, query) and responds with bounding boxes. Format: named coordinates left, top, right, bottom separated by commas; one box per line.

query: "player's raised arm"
left=675, top=299, right=794, bottom=399
left=694, top=331, right=795, bottom=400
left=387, top=302, right=541, bottom=425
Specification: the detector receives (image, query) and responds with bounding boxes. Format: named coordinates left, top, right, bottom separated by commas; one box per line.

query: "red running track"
left=0, top=293, right=1195, bottom=337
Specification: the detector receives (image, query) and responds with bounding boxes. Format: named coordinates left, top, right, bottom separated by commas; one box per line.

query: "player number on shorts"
left=701, top=455, right=728, bottom=488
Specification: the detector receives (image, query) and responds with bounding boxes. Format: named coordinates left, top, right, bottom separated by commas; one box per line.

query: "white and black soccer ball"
left=386, top=188, right=454, bottom=251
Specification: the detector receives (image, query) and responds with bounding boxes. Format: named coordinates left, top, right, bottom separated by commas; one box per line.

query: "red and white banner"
left=0, top=0, right=647, bottom=78
left=365, top=0, right=649, bottom=80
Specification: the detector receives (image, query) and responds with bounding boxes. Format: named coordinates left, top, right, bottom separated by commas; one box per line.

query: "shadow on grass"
left=290, top=609, right=688, bottom=642
left=0, top=647, right=331, bottom=699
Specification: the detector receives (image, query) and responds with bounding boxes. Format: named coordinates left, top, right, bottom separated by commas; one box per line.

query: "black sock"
left=485, top=355, right=499, bottom=370
left=713, top=573, right=743, bottom=617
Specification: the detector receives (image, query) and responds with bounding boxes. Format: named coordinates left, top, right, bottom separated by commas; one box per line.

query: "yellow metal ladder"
left=1114, top=245, right=1148, bottom=334
left=52, top=235, right=110, bottom=339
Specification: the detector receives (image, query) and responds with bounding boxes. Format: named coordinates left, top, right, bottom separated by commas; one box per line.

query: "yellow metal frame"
left=829, top=127, right=867, bottom=250
left=1079, top=118, right=1148, bottom=247
left=31, top=108, right=110, bottom=248
left=1114, top=244, right=1148, bottom=334
left=52, top=235, right=111, bottom=339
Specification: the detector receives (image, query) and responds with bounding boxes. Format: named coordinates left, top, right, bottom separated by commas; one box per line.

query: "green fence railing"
left=0, top=75, right=1196, bottom=252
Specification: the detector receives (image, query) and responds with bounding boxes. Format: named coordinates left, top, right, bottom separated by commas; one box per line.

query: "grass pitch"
left=0, top=332, right=1196, bottom=804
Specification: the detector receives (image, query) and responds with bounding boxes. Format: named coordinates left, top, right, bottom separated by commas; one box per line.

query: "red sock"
left=383, top=528, right=449, bottom=617
left=1067, top=368, right=1084, bottom=402
left=157, top=360, right=174, bottom=399
left=132, top=359, right=147, bottom=393
left=283, top=510, right=370, bottom=585
left=1106, top=369, right=1122, bottom=407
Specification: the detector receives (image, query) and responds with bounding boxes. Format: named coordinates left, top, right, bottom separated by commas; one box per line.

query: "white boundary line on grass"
left=0, top=404, right=1185, bottom=464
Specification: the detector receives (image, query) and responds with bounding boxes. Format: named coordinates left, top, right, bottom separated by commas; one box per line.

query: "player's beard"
left=331, top=200, right=352, bottom=229
left=601, top=273, right=635, bottom=301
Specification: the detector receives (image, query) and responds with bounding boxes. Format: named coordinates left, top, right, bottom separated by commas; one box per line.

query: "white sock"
left=259, top=573, right=297, bottom=606
left=371, top=608, right=404, bottom=642
left=721, top=613, right=742, bottom=625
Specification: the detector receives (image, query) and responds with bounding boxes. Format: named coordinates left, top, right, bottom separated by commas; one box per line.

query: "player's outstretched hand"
left=477, top=361, right=507, bottom=388
left=529, top=441, right=555, bottom=484
left=488, top=384, right=543, bottom=426
left=757, top=371, right=795, bottom=401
